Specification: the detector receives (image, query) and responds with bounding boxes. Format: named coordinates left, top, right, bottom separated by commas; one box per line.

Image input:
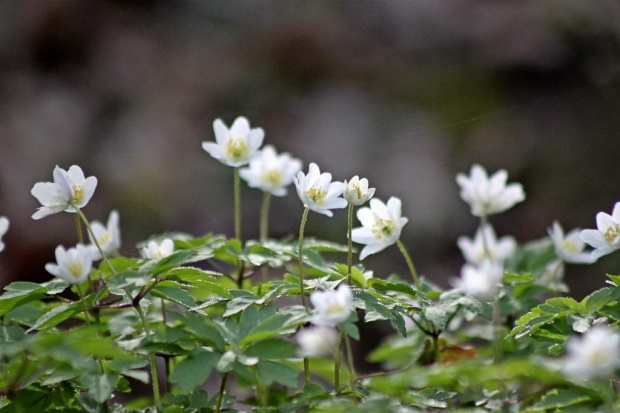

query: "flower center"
left=326, top=302, right=346, bottom=316
left=372, top=219, right=395, bottom=240
left=352, top=184, right=362, bottom=200
left=98, top=231, right=111, bottom=246
left=306, top=187, right=327, bottom=204
left=587, top=347, right=607, bottom=366
left=67, top=262, right=84, bottom=278
left=562, top=239, right=579, bottom=254
left=226, top=138, right=249, bottom=162
left=72, top=185, right=85, bottom=205
left=604, top=224, right=620, bottom=243
left=261, top=169, right=282, bottom=186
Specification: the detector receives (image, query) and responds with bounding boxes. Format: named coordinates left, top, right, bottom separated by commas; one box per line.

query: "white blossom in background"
left=89, top=210, right=121, bottom=260
left=296, top=326, right=339, bottom=358
left=563, top=326, right=620, bottom=380
left=453, top=259, right=503, bottom=302
left=239, top=145, right=302, bottom=196
left=141, top=239, right=174, bottom=260
left=0, top=217, right=8, bottom=252
left=538, top=260, right=568, bottom=293
left=457, top=224, right=516, bottom=265
left=548, top=221, right=595, bottom=264
left=31, top=165, right=98, bottom=220
left=294, top=163, right=347, bottom=217
left=579, top=202, right=620, bottom=260
left=343, top=176, right=375, bottom=206
left=351, top=197, right=408, bottom=260
left=45, top=244, right=95, bottom=285
left=456, top=164, right=525, bottom=217
left=310, top=284, right=353, bottom=326
left=202, top=116, right=264, bottom=167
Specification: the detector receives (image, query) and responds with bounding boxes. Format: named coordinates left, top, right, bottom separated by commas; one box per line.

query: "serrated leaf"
left=0, top=282, right=48, bottom=317
left=171, top=348, right=219, bottom=393
left=150, top=284, right=195, bottom=308
left=27, top=302, right=81, bottom=332
left=80, top=373, right=119, bottom=403
left=256, top=360, right=299, bottom=388
left=244, top=339, right=297, bottom=359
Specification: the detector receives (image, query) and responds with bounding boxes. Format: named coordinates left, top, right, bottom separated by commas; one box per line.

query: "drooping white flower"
left=89, top=210, right=121, bottom=260
left=548, top=221, right=596, bottom=264
left=310, top=284, right=353, bottom=326
left=294, top=163, right=347, bottom=217
left=457, top=224, right=516, bottom=265
left=202, top=116, right=264, bottom=167
left=563, top=326, right=620, bottom=380
left=351, top=197, right=408, bottom=260
left=31, top=165, right=98, bottom=220
left=238, top=145, right=302, bottom=196
left=579, top=202, right=620, bottom=260
left=296, top=326, right=339, bottom=358
left=0, top=216, right=8, bottom=253
left=343, top=176, right=375, bottom=206
left=45, top=244, right=95, bottom=285
left=141, top=239, right=175, bottom=260
left=453, top=259, right=503, bottom=301
left=456, top=164, right=525, bottom=217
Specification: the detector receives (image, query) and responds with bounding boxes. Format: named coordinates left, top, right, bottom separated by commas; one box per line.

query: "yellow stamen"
left=226, top=138, right=249, bottom=162
left=261, top=169, right=282, bottom=186
left=72, top=185, right=85, bottom=205
left=306, top=187, right=327, bottom=204
left=604, top=224, right=620, bottom=243
left=327, top=303, right=346, bottom=316
left=372, top=219, right=395, bottom=240
left=562, top=239, right=579, bottom=254
left=67, top=262, right=84, bottom=278
left=352, top=184, right=362, bottom=200
left=98, top=231, right=111, bottom=246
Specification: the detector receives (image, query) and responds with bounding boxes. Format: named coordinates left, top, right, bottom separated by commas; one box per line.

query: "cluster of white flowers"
left=579, top=202, right=620, bottom=260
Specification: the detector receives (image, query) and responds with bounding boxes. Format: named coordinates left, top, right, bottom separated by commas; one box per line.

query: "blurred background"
left=1, top=0, right=620, bottom=303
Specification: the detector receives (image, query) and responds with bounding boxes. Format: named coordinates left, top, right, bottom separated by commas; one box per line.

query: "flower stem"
left=347, top=204, right=354, bottom=285
left=492, top=295, right=502, bottom=364
left=344, top=334, right=356, bottom=383
left=136, top=304, right=160, bottom=409
left=260, top=192, right=271, bottom=241
left=234, top=167, right=241, bottom=241
left=298, top=207, right=309, bottom=308
left=74, top=213, right=84, bottom=243
left=76, top=283, right=91, bottom=326
left=215, top=372, right=229, bottom=413
left=395, top=239, right=420, bottom=289
left=73, top=207, right=116, bottom=275
left=334, top=330, right=344, bottom=390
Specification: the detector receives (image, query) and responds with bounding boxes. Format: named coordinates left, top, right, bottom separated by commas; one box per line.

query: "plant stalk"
left=234, top=167, right=241, bottom=241
left=136, top=304, right=160, bottom=409
left=334, top=330, right=344, bottom=390
left=347, top=204, right=354, bottom=285
left=395, top=239, right=420, bottom=289
left=260, top=192, right=271, bottom=241
left=215, top=372, right=229, bottom=413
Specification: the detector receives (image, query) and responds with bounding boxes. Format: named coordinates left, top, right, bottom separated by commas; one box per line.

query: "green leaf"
left=80, top=373, right=119, bottom=403
left=150, top=284, right=196, bottom=308
left=27, top=302, right=81, bottom=332
left=0, top=282, right=48, bottom=317
left=171, top=348, right=219, bottom=393
left=531, top=389, right=591, bottom=410
left=425, top=306, right=448, bottom=331
left=582, top=287, right=620, bottom=313
left=367, top=279, right=431, bottom=305
left=244, top=339, right=298, bottom=359
left=171, top=311, right=226, bottom=350
left=342, top=322, right=360, bottom=341
left=256, top=360, right=299, bottom=388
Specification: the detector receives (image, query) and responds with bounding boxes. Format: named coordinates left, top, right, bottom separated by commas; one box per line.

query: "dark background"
left=1, top=0, right=620, bottom=302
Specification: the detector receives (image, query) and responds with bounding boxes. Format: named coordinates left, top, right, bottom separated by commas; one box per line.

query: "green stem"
left=347, top=203, right=354, bottom=285
left=75, top=213, right=84, bottom=243
left=215, top=372, right=229, bottom=413
left=136, top=304, right=160, bottom=409
left=395, top=239, right=420, bottom=289
left=161, top=298, right=171, bottom=393
left=76, top=283, right=91, bottom=326
left=334, top=330, right=344, bottom=390
left=493, top=295, right=502, bottom=364
left=260, top=192, right=271, bottom=241
left=254, top=367, right=267, bottom=407
left=344, top=334, right=356, bottom=383
left=234, top=167, right=241, bottom=241
left=73, top=206, right=116, bottom=276
left=432, top=335, right=442, bottom=364
left=298, top=207, right=309, bottom=308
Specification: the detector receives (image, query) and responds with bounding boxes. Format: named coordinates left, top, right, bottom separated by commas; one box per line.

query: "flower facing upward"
left=31, top=165, right=98, bottom=220
left=453, top=259, right=503, bottom=302
left=45, top=244, right=95, bottom=285
left=0, top=216, right=8, bottom=253
left=296, top=326, right=339, bottom=358
left=202, top=116, right=265, bottom=167
left=456, top=164, right=525, bottom=217
left=563, top=326, right=620, bottom=380
left=351, top=197, right=408, bottom=260
left=344, top=176, right=375, bottom=206
left=142, top=239, right=175, bottom=260
left=549, top=221, right=596, bottom=264
left=579, top=202, right=620, bottom=260
left=457, top=224, right=516, bottom=266
left=310, top=284, right=353, bottom=327
left=294, top=163, right=347, bottom=217
left=89, top=210, right=121, bottom=260
left=239, top=145, right=302, bottom=196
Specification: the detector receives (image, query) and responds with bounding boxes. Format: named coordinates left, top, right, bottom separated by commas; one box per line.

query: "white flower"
left=456, top=164, right=525, bottom=217
left=343, top=176, right=375, bottom=206
left=457, top=224, right=516, bottom=265
left=238, top=145, right=302, bottom=196
left=453, top=259, right=503, bottom=301
left=141, top=239, right=174, bottom=260
left=296, top=326, right=339, bottom=358
left=202, top=116, right=264, bottom=167
left=89, top=210, right=121, bottom=260
left=548, top=221, right=595, bottom=264
left=538, top=260, right=568, bottom=292
left=351, top=197, right=408, bottom=260
left=564, top=326, right=620, bottom=380
left=0, top=216, right=8, bottom=253
left=294, top=163, right=347, bottom=217
left=45, top=244, right=95, bottom=284
left=310, top=284, right=353, bottom=326
left=31, top=165, right=98, bottom=220
left=579, top=202, right=620, bottom=260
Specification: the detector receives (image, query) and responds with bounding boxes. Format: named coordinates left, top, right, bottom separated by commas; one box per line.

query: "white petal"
left=387, top=197, right=403, bottom=220
left=213, top=119, right=229, bottom=145
left=67, top=165, right=86, bottom=184
left=369, top=199, right=389, bottom=220
left=45, top=263, right=61, bottom=277
left=79, top=176, right=98, bottom=207
left=32, top=205, right=67, bottom=220
left=247, top=129, right=264, bottom=152
left=359, top=242, right=389, bottom=260
left=356, top=207, right=375, bottom=228
left=31, top=182, right=60, bottom=206
left=351, top=227, right=376, bottom=244
left=596, top=212, right=615, bottom=233
left=202, top=142, right=224, bottom=159
left=580, top=229, right=609, bottom=249
left=612, top=202, right=620, bottom=222
left=231, top=116, right=251, bottom=137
